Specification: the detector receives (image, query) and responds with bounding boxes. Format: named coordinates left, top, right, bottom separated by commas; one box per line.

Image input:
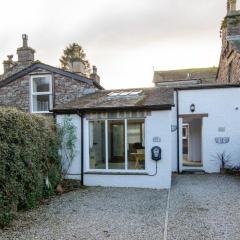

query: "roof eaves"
left=174, top=84, right=240, bottom=91
left=0, top=62, right=104, bottom=90
left=52, top=104, right=174, bottom=114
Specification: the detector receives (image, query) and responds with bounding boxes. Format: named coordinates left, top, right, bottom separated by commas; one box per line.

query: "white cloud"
left=0, top=0, right=227, bottom=88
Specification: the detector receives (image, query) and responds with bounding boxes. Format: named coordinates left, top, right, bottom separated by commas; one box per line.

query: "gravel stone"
left=1, top=175, right=240, bottom=240
left=167, top=174, right=240, bottom=240
left=0, top=187, right=168, bottom=240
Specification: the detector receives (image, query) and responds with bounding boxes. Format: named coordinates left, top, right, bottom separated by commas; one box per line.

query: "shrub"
left=0, top=108, right=61, bottom=227
left=57, top=117, right=77, bottom=178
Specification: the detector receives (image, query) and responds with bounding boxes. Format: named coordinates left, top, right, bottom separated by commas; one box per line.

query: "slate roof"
left=0, top=62, right=32, bottom=81
left=153, top=67, right=218, bottom=84
left=53, top=87, right=174, bottom=113
left=0, top=61, right=104, bottom=90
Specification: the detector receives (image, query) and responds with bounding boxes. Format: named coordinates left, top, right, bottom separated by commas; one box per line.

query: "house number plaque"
left=215, top=137, right=230, bottom=144
left=153, top=137, right=161, bottom=143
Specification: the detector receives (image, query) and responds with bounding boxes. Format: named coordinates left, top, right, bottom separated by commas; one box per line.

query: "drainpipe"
left=81, top=114, right=84, bottom=185
left=176, top=90, right=180, bottom=173
left=77, top=111, right=84, bottom=185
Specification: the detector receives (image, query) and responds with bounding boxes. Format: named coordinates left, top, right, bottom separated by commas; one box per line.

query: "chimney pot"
left=17, top=34, right=35, bottom=63
left=90, top=65, right=100, bottom=83
left=3, top=55, right=14, bottom=73
left=7, top=55, right=13, bottom=61
left=93, top=65, right=97, bottom=74
left=227, top=0, right=237, bottom=13
left=22, top=34, right=28, bottom=47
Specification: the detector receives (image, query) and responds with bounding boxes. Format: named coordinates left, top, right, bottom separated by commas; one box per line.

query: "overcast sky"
left=0, top=0, right=236, bottom=89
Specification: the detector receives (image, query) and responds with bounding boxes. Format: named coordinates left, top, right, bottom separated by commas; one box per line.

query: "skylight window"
left=107, top=92, right=120, bottom=97
left=129, top=90, right=142, bottom=95
left=107, top=90, right=142, bottom=97
left=119, top=92, right=131, bottom=96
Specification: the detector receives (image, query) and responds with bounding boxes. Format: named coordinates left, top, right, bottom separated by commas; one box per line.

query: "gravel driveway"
left=0, top=187, right=168, bottom=240
left=1, top=174, right=240, bottom=240
left=167, top=174, right=240, bottom=240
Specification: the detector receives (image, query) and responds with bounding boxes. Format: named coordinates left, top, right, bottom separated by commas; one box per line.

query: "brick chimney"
left=90, top=65, right=100, bottom=83
left=227, top=0, right=237, bottom=13
left=17, top=34, right=35, bottom=64
left=3, top=55, right=14, bottom=73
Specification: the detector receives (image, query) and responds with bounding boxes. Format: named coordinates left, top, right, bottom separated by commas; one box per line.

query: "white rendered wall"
left=178, top=88, right=240, bottom=172
left=56, top=114, right=81, bottom=180
left=84, top=111, right=172, bottom=189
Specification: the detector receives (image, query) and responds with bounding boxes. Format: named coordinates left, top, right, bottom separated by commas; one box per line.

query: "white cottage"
left=53, top=84, right=240, bottom=189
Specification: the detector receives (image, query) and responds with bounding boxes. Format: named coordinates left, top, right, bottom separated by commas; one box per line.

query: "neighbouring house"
left=0, top=34, right=103, bottom=113
left=153, top=67, right=218, bottom=87
left=217, top=0, right=240, bottom=83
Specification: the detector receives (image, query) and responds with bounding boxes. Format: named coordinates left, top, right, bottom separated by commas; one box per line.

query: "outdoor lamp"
left=190, top=104, right=195, bottom=112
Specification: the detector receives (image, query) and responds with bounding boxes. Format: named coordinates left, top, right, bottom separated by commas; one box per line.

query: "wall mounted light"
left=190, top=104, right=195, bottom=113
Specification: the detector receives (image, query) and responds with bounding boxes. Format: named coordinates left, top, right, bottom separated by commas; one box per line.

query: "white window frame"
left=88, top=118, right=146, bottom=173
left=30, top=75, right=53, bottom=113
left=182, top=124, right=189, bottom=140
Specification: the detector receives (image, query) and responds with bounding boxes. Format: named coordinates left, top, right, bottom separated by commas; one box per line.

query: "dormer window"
left=30, top=75, right=52, bottom=113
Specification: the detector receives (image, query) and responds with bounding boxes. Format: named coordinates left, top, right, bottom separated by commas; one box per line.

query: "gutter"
left=174, top=83, right=240, bottom=91
left=51, top=104, right=174, bottom=115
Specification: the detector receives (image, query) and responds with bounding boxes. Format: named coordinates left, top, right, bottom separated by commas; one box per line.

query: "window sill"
left=31, top=111, right=52, bottom=114
left=84, top=171, right=149, bottom=176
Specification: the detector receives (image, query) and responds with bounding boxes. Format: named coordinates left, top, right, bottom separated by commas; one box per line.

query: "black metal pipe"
left=80, top=113, right=84, bottom=185
left=176, top=90, right=180, bottom=173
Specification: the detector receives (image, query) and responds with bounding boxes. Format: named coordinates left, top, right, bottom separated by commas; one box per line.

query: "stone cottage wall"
left=217, top=12, right=240, bottom=83
left=0, top=68, right=97, bottom=112
left=0, top=75, right=30, bottom=112
left=218, top=49, right=240, bottom=84
left=54, top=74, right=95, bottom=106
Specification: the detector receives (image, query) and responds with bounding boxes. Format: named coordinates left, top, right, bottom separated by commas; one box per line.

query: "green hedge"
left=0, top=108, right=61, bottom=227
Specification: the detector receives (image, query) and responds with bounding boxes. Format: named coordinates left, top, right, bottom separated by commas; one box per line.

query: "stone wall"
left=217, top=12, right=240, bottom=83
left=0, top=67, right=97, bottom=112
left=54, top=73, right=95, bottom=106
left=217, top=47, right=240, bottom=83
left=0, top=75, right=30, bottom=111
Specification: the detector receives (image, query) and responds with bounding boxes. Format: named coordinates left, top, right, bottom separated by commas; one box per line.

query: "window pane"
left=89, top=121, right=106, bottom=169
left=33, top=77, right=50, bottom=92
left=127, top=120, right=145, bottom=170
left=32, top=95, right=50, bottom=112
left=108, top=120, right=125, bottom=169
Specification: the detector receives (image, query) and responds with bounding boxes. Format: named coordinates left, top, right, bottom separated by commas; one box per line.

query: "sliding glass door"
left=108, top=120, right=125, bottom=169
left=89, top=119, right=145, bottom=171
left=89, top=121, right=106, bottom=169
left=127, top=120, right=145, bottom=170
